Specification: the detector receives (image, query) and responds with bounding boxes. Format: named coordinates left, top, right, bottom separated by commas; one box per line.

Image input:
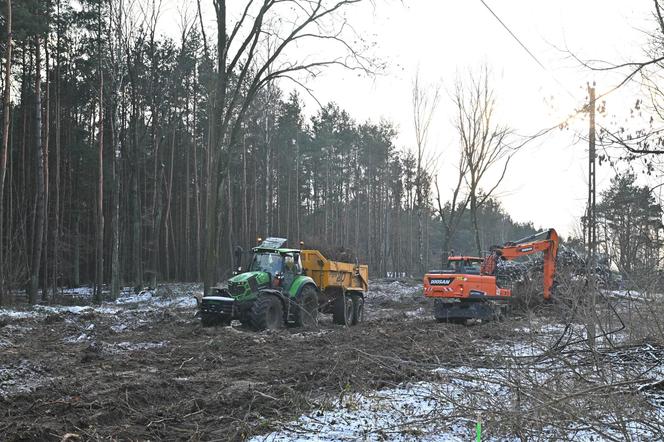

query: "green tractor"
left=199, top=238, right=321, bottom=330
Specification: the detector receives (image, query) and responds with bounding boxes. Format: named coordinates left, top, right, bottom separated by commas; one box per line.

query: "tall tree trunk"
left=471, top=192, right=481, bottom=257
left=110, top=103, right=121, bottom=299
left=243, top=136, right=248, bottom=247
left=185, top=129, right=191, bottom=279
left=95, top=72, right=104, bottom=302
left=0, top=0, right=12, bottom=303
left=130, top=96, right=142, bottom=287
left=73, top=213, right=80, bottom=287
left=193, top=87, right=202, bottom=280
left=41, top=37, right=50, bottom=302
left=52, top=0, right=62, bottom=296
left=164, top=123, right=176, bottom=280
left=29, top=38, right=45, bottom=304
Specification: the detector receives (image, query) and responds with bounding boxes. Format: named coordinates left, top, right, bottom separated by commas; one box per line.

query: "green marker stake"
left=476, top=421, right=482, bottom=442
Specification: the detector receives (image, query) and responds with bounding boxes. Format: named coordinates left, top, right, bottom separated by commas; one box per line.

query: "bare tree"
left=412, top=71, right=440, bottom=273
left=434, top=154, right=470, bottom=267
left=453, top=66, right=512, bottom=256
left=204, top=0, right=377, bottom=293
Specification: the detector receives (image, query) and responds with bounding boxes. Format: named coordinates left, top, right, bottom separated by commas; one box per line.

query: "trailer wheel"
left=250, top=295, right=284, bottom=330
left=351, top=294, right=364, bottom=325
left=332, top=294, right=353, bottom=326
left=294, top=285, right=319, bottom=327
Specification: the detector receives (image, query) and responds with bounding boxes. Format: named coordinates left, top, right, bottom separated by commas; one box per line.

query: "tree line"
left=0, top=0, right=550, bottom=303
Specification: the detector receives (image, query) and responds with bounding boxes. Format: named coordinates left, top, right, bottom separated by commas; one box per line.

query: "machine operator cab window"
left=282, top=253, right=302, bottom=289
left=449, top=258, right=482, bottom=275
left=283, top=253, right=302, bottom=275
left=250, top=252, right=283, bottom=276
left=463, top=259, right=482, bottom=275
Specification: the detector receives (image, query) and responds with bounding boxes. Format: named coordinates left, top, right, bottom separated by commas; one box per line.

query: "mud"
left=0, top=280, right=458, bottom=441
left=1, top=280, right=661, bottom=441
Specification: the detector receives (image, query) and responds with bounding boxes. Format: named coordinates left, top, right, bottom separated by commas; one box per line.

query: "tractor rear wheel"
left=332, top=293, right=353, bottom=326
left=294, top=285, right=319, bottom=327
left=351, top=294, right=364, bottom=325
left=250, top=295, right=284, bottom=330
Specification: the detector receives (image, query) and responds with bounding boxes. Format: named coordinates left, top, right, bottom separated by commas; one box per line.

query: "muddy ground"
left=1, top=281, right=662, bottom=441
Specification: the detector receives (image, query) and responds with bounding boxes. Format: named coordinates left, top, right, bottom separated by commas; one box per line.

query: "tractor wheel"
left=332, top=293, right=353, bottom=326
left=351, top=294, right=365, bottom=325
left=250, top=295, right=284, bottom=330
left=201, top=313, right=216, bottom=327
left=294, top=285, right=319, bottom=327
left=201, top=313, right=230, bottom=327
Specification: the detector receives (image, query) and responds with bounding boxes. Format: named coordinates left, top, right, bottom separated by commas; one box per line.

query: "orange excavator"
left=423, top=229, right=559, bottom=322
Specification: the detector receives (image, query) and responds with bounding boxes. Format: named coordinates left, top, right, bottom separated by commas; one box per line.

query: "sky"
left=158, top=0, right=658, bottom=238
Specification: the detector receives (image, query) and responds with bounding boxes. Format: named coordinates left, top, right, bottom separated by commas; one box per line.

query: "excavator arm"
left=485, top=229, right=559, bottom=300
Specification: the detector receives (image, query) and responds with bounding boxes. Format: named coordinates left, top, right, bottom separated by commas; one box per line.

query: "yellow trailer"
left=301, top=249, right=368, bottom=325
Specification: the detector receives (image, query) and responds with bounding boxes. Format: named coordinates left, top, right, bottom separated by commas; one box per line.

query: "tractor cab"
left=250, top=238, right=306, bottom=290
left=249, top=249, right=303, bottom=290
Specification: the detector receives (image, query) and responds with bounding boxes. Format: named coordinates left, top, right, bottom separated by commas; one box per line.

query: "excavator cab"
left=447, top=257, right=483, bottom=275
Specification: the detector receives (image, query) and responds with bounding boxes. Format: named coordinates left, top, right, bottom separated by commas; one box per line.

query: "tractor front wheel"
left=250, top=295, right=284, bottom=330
left=294, top=285, right=319, bottom=327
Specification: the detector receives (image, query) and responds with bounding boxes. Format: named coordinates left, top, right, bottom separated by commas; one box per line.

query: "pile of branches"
left=495, top=245, right=615, bottom=296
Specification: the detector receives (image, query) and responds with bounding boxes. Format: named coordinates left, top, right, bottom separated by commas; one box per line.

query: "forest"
left=0, top=0, right=542, bottom=304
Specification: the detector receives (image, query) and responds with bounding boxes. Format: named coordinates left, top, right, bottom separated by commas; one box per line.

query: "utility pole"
left=587, top=82, right=597, bottom=350
left=587, top=83, right=597, bottom=262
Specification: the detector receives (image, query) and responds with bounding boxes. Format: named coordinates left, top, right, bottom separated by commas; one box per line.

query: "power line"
left=478, top=0, right=547, bottom=72
left=477, top=0, right=589, bottom=104
left=476, top=0, right=599, bottom=140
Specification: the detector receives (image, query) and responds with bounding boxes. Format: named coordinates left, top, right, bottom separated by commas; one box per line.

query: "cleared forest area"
left=1, top=281, right=662, bottom=440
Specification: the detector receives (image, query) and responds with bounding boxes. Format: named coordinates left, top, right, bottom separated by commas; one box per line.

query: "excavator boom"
left=494, top=229, right=559, bottom=300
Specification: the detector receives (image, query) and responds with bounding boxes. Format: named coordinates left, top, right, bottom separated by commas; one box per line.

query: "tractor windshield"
left=250, top=253, right=283, bottom=275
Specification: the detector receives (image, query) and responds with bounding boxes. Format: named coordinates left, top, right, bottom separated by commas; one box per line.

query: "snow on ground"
left=603, top=289, right=664, bottom=303
left=258, top=362, right=662, bottom=442
left=254, top=381, right=473, bottom=442
left=0, top=283, right=200, bottom=321
left=103, top=340, right=169, bottom=354
left=0, top=360, right=54, bottom=399
left=258, top=319, right=663, bottom=442
left=367, top=280, right=422, bottom=302
left=0, top=309, right=38, bottom=319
